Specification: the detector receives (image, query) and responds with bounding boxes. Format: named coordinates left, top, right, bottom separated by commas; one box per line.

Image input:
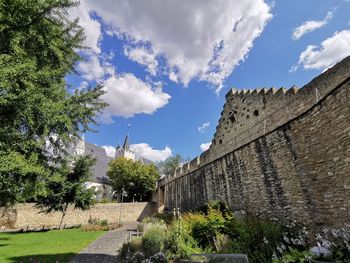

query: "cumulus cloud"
left=291, top=30, right=350, bottom=72
left=103, top=143, right=172, bottom=162
left=198, top=122, right=210, bottom=133
left=76, top=54, right=114, bottom=81
left=86, top=0, right=272, bottom=92
left=102, top=145, right=116, bottom=158
left=124, top=46, right=158, bottom=75
left=99, top=73, right=171, bottom=123
left=130, top=143, right=172, bottom=162
left=200, top=142, right=212, bottom=152
left=292, top=10, right=334, bottom=40
left=71, top=2, right=171, bottom=122
left=69, top=1, right=102, bottom=54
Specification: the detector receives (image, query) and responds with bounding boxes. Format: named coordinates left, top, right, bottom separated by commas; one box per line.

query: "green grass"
left=0, top=228, right=105, bottom=263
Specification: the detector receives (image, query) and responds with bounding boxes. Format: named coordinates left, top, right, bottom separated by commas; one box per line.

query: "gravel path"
left=69, top=222, right=138, bottom=263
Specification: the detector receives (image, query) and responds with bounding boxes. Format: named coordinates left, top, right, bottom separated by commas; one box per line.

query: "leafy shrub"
left=166, top=219, right=205, bottom=259
left=142, top=217, right=164, bottom=224
left=142, top=225, right=169, bottom=257
left=149, top=251, right=167, bottom=263
left=140, top=218, right=167, bottom=235
left=129, top=237, right=143, bottom=252
left=88, top=217, right=108, bottom=227
left=272, top=247, right=313, bottom=263
left=129, top=251, right=145, bottom=263
left=316, top=224, right=350, bottom=262
left=224, top=215, right=285, bottom=263
left=191, top=204, right=233, bottom=250
left=120, top=202, right=321, bottom=263
left=155, top=212, right=175, bottom=225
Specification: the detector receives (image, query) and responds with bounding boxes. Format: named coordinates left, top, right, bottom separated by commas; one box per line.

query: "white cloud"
left=124, top=46, right=158, bottom=75
left=103, top=143, right=172, bottom=162
left=70, top=2, right=171, bottom=122
left=100, top=73, right=171, bottom=123
left=291, top=30, right=350, bottom=72
left=130, top=143, right=172, bottom=162
left=87, top=0, right=272, bottom=92
left=198, top=122, right=210, bottom=133
left=102, top=145, right=115, bottom=158
left=69, top=1, right=102, bottom=54
left=292, top=11, right=334, bottom=40
left=76, top=53, right=170, bottom=123
left=76, top=54, right=114, bottom=81
left=200, top=142, right=212, bottom=152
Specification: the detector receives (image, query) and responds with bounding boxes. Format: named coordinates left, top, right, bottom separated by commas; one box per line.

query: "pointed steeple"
left=116, top=144, right=121, bottom=150
left=122, top=134, right=129, bottom=151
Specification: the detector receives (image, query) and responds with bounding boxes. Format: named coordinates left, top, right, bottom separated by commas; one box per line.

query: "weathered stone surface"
left=158, top=56, right=350, bottom=232
left=0, top=202, right=154, bottom=230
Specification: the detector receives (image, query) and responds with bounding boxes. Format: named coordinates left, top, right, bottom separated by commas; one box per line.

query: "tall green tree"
left=157, top=154, right=187, bottom=177
left=36, top=155, right=96, bottom=230
left=108, top=158, right=159, bottom=202
left=0, top=0, right=107, bottom=207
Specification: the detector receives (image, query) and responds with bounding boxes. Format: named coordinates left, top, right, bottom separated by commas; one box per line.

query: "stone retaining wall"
left=159, top=58, right=350, bottom=232
left=0, top=202, right=154, bottom=230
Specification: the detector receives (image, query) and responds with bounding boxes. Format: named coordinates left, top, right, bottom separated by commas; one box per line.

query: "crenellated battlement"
left=158, top=56, right=350, bottom=187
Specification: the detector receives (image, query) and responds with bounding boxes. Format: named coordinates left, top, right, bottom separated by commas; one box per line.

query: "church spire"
left=122, top=134, right=129, bottom=151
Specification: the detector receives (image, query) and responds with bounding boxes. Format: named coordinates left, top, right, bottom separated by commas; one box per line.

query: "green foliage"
left=0, top=0, right=107, bottom=207
left=129, top=237, right=143, bottom=253
left=142, top=226, right=169, bottom=257
left=0, top=151, right=47, bottom=207
left=192, top=208, right=226, bottom=250
left=121, top=202, right=314, bottom=263
left=35, top=155, right=96, bottom=229
left=188, top=201, right=235, bottom=250
left=316, top=225, right=350, bottom=262
left=129, top=251, right=145, bottom=263
left=108, top=157, right=159, bottom=201
left=272, top=247, right=313, bottom=263
left=155, top=212, right=175, bottom=225
left=142, top=217, right=165, bottom=224
left=157, top=154, right=186, bottom=177
left=167, top=219, right=205, bottom=259
left=88, top=217, right=108, bottom=227
left=225, top=215, right=285, bottom=263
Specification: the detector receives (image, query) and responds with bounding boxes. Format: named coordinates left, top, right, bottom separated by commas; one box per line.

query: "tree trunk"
left=1, top=206, right=8, bottom=218
left=59, top=204, right=69, bottom=230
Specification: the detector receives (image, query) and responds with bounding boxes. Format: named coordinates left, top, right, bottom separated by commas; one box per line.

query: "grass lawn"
left=0, top=228, right=105, bottom=263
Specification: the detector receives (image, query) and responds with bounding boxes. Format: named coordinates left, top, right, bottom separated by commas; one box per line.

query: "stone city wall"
left=0, top=202, right=154, bottom=230
left=159, top=57, right=350, bottom=231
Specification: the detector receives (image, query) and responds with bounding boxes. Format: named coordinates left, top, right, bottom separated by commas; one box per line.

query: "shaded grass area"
left=0, top=228, right=105, bottom=263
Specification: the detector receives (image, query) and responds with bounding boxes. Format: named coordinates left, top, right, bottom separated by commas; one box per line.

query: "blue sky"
left=67, top=0, right=350, bottom=162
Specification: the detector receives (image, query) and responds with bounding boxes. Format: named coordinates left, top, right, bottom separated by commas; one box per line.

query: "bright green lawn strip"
left=0, top=228, right=105, bottom=263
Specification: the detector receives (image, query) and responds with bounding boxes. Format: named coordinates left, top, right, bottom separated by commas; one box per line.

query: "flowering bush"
left=121, top=202, right=350, bottom=263
left=316, top=224, right=350, bottom=262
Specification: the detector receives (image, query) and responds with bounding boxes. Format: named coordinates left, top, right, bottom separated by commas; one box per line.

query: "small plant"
left=155, top=212, right=175, bottom=225
left=149, top=251, right=167, bottom=263
left=142, top=226, right=169, bottom=257
left=82, top=217, right=120, bottom=231
left=129, top=237, right=143, bottom=252
left=316, top=224, right=350, bottom=262
left=272, top=247, right=313, bottom=263
left=167, top=219, right=205, bottom=259
left=129, top=251, right=145, bottom=263
left=88, top=217, right=108, bottom=227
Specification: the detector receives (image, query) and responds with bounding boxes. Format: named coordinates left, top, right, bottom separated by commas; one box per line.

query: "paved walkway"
left=70, top=222, right=138, bottom=263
